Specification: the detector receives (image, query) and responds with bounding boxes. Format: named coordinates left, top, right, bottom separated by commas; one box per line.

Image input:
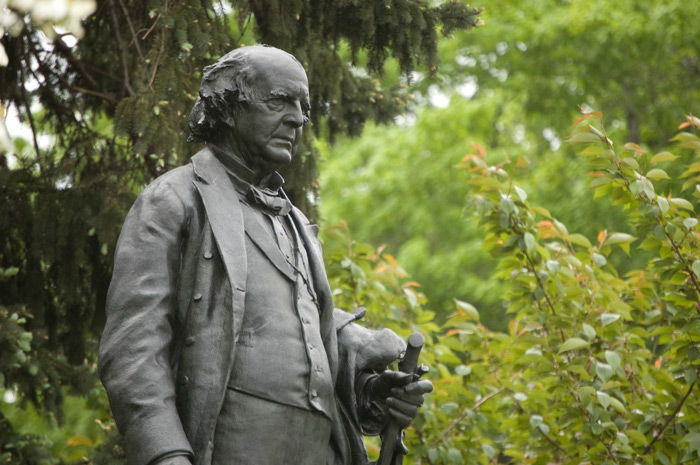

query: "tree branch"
left=643, top=379, right=697, bottom=455
left=430, top=386, right=506, bottom=448
left=108, top=0, right=135, bottom=96
left=117, top=0, right=144, bottom=60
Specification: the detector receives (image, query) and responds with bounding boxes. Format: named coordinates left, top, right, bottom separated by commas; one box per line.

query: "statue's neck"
left=207, top=139, right=275, bottom=185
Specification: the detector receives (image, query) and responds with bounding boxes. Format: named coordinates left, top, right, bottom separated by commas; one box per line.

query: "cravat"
left=246, top=185, right=293, bottom=216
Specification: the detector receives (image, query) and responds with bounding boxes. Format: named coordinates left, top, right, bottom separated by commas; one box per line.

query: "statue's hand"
left=369, top=370, right=433, bottom=428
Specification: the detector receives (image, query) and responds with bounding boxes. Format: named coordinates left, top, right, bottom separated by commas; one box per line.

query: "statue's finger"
left=387, top=407, right=413, bottom=428
left=379, top=370, right=413, bottom=387
left=389, top=388, right=425, bottom=406
left=386, top=397, right=420, bottom=417
left=403, top=379, right=433, bottom=394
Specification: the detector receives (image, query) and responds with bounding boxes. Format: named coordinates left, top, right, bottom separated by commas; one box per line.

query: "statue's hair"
left=187, top=45, right=302, bottom=143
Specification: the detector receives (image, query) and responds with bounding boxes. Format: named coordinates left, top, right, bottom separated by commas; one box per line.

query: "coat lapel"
left=239, top=206, right=296, bottom=282
left=190, top=148, right=247, bottom=321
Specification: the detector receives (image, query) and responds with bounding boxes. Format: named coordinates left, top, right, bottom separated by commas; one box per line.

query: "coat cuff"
left=122, top=410, right=193, bottom=465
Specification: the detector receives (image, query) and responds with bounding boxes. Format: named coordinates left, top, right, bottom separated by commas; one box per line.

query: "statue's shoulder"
left=138, top=148, right=216, bottom=203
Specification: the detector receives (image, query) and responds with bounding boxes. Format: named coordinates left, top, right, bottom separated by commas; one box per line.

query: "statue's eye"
left=265, top=98, right=286, bottom=111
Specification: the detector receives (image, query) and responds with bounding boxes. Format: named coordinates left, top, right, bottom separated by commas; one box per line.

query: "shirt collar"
left=209, top=144, right=285, bottom=193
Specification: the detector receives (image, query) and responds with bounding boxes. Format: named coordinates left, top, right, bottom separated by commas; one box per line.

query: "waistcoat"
left=227, top=206, right=334, bottom=419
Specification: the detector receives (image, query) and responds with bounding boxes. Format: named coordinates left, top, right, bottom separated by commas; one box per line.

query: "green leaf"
left=447, top=448, right=462, bottom=464
left=609, top=397, right=626, bottom=413
left=532, top=206, right=552, bottom=218
left=567, top=233, right=592, bottom=248
left=601, top=313, right=620, bottom=326
left=604, top=350, right=622, bottom=372
left=582, top=323, right=596, bottom=341
left=646, top=168, right=671, bottom=180
left=500, top=196, right=515, bottom=214
left=617, top=432, right=629, bottom=445
left=597, top=390, right=611, bottom=409
left=621, top=157, right=639, bottom=169
left=595, top=362, right=614, bottom=382
left=514, top=185, right=527, bottom=201
left=439, top=402, right=460, bottom=415
left=669, top=198, right=694, bottom=210
left=558, top=337, right=589, bottom=353
left=683, top=218, right=698, bottom=230
left=593, top=253, right=607, bottom=267
left=524, top=232, right=536, bottom=252
left=568, top=131, right=604, bottom=144
left=650, top=151, right=678, bottom=163
left=684, top=368, right=697, bottom=384
left=428, top=449, right=439, bottom=462
left=455, top=364, right=472, bottom=376
left=529, top=414, right=544, bottom=428
left=604, top=232, right=636, bottom=246
left=657, top=196, right=669, bottom=215
left=627, top=429, right=648, bottom=446
left=693, top=260, right=700, bottom=279
left=454, top=299, right=480, bottom=321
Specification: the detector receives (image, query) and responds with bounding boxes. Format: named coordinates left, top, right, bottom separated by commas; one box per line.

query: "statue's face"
left=230, top=53, right=310, bottom=175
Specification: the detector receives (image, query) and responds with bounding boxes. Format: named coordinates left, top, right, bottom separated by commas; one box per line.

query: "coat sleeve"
left=98, top=177, right=194, bottom=465
left=331, top=310, right=406, bottom=464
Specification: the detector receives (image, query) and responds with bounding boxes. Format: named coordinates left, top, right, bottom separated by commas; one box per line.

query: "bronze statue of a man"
left=98, top=45, right=431, bottom=465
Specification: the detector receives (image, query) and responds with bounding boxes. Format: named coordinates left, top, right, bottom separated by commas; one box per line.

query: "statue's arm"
left=98, top=179, right=193, bottom=465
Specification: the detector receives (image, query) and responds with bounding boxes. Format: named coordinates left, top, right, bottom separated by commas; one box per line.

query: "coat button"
left=310, top=389, right=318, bottom=398
left=185, top=336, right=195, bottom=346
left=204, top=251, right=213, bottom=260
left=193, top=293, right=202, bottom=301
left=180, top=375, right=189, bottom=386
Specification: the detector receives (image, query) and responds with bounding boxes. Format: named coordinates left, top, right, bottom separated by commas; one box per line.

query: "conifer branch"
left=141, top=13, right=161, bottom=40
left=69, top=86, right=118, bottom=105
left=18, top=39, right=41, bottom=162
left=117, top=0, right=144, bottom=60
left=108, top=0, right=135, bottom=96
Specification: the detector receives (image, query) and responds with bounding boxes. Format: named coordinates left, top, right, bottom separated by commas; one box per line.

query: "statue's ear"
left=187, top=97, right=207, bottom=143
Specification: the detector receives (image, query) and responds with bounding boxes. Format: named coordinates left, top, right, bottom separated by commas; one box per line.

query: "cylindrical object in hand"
left=377, top=332, right=424, bottom=465
left=398, top=333, right=424, bottom=375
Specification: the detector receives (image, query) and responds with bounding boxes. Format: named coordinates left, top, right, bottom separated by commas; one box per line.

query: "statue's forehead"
left=252, top=60, right=309, bottom=102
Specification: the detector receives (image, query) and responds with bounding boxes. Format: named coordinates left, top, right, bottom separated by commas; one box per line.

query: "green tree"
left=320, top=0, right=699, bottom=327
left=323, top=112, right=700, bottom=463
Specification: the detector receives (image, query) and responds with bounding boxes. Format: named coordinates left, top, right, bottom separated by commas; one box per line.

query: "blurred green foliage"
left=321, top=0, right=699, bottom=329
left=324, top=113, right=700, bottom=463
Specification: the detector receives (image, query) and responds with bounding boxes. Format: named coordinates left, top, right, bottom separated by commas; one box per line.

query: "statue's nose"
left=284, top=100, right=305, bottom=128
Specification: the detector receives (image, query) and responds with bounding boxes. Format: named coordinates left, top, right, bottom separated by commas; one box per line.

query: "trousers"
left=211, top=388, right=333, bottom=465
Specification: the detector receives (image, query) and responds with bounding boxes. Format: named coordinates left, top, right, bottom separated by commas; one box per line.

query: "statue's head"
left=188, top=45, right=310, bottom=174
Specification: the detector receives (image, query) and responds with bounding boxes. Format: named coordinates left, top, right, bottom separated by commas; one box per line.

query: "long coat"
left=99, top=148, right=405, bottom=465
left=99, top=146, right=347, bottom=465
